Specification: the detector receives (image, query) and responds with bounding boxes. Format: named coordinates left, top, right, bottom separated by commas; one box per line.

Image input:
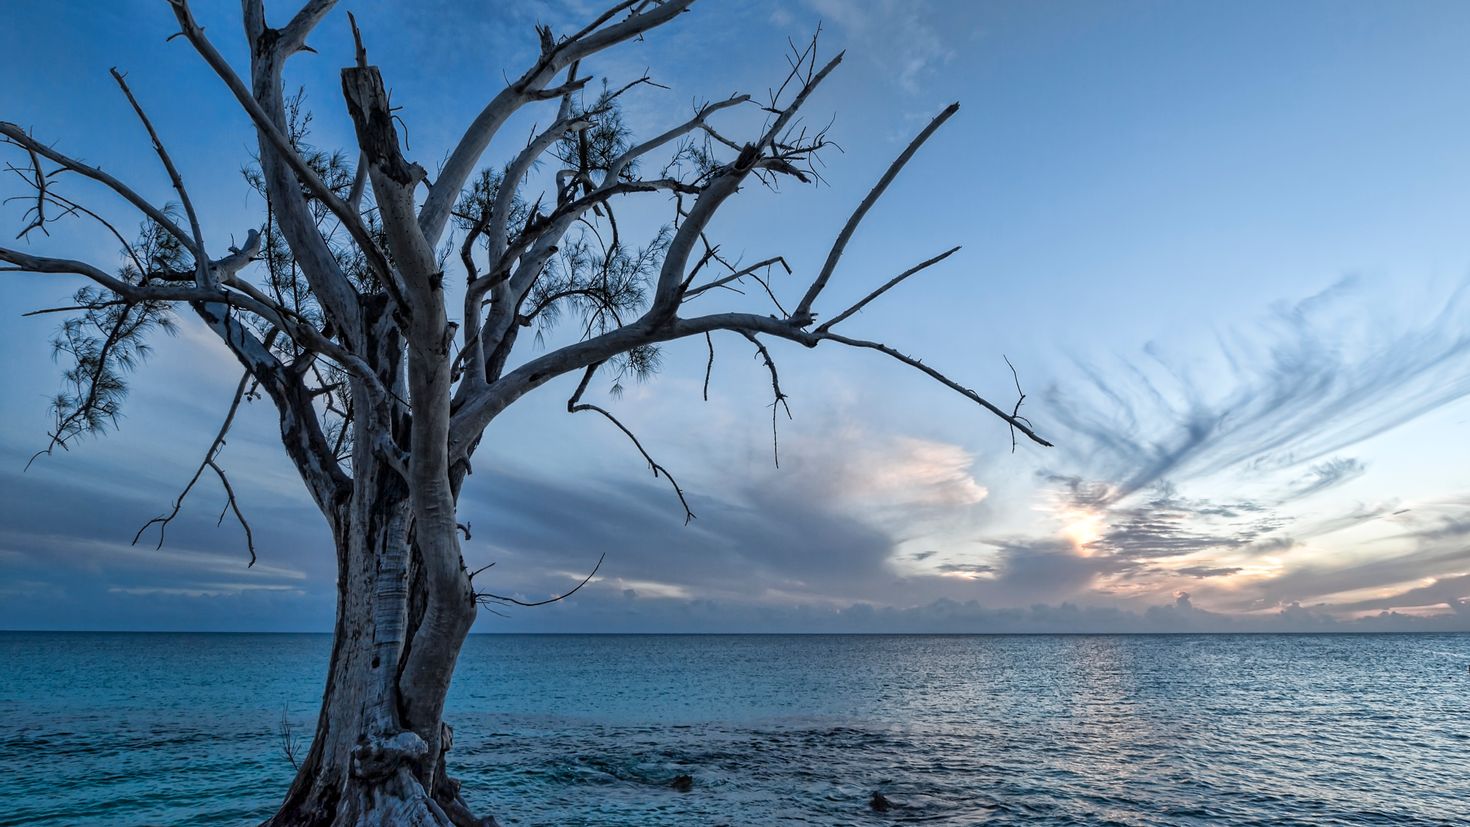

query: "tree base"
left=265, top=766, right=497, bottom=827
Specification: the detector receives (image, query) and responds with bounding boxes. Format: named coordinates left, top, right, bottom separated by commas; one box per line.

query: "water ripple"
left=1, top=633, right=1467, bottom=825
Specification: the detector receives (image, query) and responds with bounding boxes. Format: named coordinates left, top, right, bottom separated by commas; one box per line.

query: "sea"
left=1, top=632, right=1467, bottom=826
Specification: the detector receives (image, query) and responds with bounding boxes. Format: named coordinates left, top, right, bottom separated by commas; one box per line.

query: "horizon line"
left=3, top=629, right=1466, bottom=636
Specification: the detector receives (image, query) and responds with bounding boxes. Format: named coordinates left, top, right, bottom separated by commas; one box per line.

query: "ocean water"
left=1, top=633, right=1467, bottom=826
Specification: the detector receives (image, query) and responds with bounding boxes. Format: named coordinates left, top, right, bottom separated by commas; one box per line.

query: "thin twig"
left=1003, top=354, right=1034, bottom=454
left=133, top=372, right=259, bottom=564
left=567, top=363, right=694, bottom=522
left=278, top=704, right=300, bottom=770
left=740, top=331, right=791, bottom=468
left=793, top=102, right=960, bottom=323
left=817, top=245, right=960, bottom=332
left=820, top=331, right=1053, bottom=447
left=14, top=143, right=48, bottom=239
left=477, top=552, right=605, bottom=607
left=110, top=67, right=213, bottom=287
left=702, top=332, right=714, bottom=401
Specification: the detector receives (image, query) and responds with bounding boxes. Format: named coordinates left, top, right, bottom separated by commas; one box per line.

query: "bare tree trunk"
left=0, top=6, right=1050, bottom=825
left=263, top=290, right=486, bottom=826
left=265, top=474, right=486, bottom=826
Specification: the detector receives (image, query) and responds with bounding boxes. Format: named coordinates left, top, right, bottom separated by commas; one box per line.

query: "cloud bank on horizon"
left=2, top=0, right=1470, bottom=632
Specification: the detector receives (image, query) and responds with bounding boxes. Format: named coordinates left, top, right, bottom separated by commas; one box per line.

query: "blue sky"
left=2, top=0, right=1469, bottom=632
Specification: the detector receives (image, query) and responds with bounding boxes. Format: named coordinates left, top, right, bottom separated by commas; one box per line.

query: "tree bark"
left=266, top=340, right=488, bottom=827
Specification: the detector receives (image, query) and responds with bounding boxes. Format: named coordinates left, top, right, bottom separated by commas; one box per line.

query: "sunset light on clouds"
left=10, top=2, right=1470, bottom=824
left=2, top=0, right=1469, bottom=633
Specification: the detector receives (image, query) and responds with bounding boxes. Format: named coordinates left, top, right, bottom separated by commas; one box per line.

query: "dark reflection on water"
left=2, top=632, right=1467, bottom=825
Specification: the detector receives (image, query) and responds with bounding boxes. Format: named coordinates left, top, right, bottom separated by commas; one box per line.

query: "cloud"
left=801, top=0, right=955, bottom=92
left=986, top=539, right=1122, bottom=598
left=5, top=257, right=1469, bottom=632
left=1204, top=501, right=1470, bottom=612
left=108, top=582, right=306, bottom=597
left=0, top=451, right=334, bottom=630
left=466, top=588, right=1470, bottom=634
left=935, top=562, right=994, bottom=576
left=1048, top=278, right=1470, bottom=502
left=1281, top=457, right=1367, bottom=501
left=1094, top=486, right=1282, bottom=561
left=1175, top=565, right=1243, bottom=579
left=993, top=279, right=1470, bottom=620
left=458, top=463, right=899, bottom=606
left=1332, top=574, right=1470, bottom=615
left=4, top=419, right=1468, bottom=632
left=770, top=430, right=988, bottom=513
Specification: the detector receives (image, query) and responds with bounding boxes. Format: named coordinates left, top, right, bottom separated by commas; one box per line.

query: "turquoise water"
left=2, top=633, right=1468, bottom=825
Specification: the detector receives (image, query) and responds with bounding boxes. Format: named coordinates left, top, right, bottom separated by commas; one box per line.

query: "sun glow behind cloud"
left=4, top=0, right=1470, bottom=633
left=1059, top=509, right=1106, bottom=554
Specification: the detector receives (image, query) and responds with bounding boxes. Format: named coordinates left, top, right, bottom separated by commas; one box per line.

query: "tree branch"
left=419, top=0, right=697, bottom=246
left=649, top=53, right=844, bottom=315
left=816, top=245, right=960, bottom=332
left=739, top=331, right=790, bottom=467
left=485, top=79, right=585, bottom=272
left=134, top=372, right=258, bottom=564
left=567, top=363, right=694, bottom=523
left=240, top=0, right=370, bottom=341
left=702, top=331, right=714, bottom=401
left=793, top=102, right=959, bottom=324
left=168, top=0, right=391, bottom=289
left=1003, top=354, right=1034, bottom=454
left=278, top=0, right=338, bottom=55
left=12, top=142, right=48, bottom=240
left=475, top=552, right=605, bottom=608
left=0, top=122, right=195, bottom=253
left=109, top=67, right=214, bottom=288
left=685, top=255, right=791, bottom=299
left=191, top=301, right=351, bottom=512
left=604, top=93, right=750, bottom=183
left=817, top=331, right=1053, bottom=447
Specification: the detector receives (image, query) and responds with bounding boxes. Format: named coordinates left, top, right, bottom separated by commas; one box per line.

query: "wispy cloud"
left=1049, top=278, right=1470, bottom=502
left=802, top=0, right=955, bottom=93
left=1280, top=457, right=1368, bottom=501
left=1175, top=565, right=1243, bottom=579
left=995, top=279, right=1470, bottom=617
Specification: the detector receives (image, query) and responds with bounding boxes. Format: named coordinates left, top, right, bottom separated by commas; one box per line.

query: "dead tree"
left=0, top=2, right=1048, bottom=825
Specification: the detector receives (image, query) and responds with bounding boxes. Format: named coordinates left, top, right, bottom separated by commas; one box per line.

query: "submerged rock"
left=869, top=791, right=892, bottom=812
left=671, top=774, right=694, bottom=792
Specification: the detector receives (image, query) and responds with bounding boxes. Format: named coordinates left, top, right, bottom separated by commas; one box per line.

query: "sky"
left=2, top=0, right=1470, bottom=632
